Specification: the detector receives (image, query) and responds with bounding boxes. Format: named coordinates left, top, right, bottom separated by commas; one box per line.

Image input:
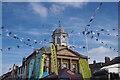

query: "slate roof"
left=102, top=56, right=120, bottom=67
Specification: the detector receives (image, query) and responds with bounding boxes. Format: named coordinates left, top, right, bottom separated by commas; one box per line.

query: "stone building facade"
left=25, top=27, right=87, bottom=77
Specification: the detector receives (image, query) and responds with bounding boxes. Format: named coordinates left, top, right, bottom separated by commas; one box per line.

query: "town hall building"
left=1, top=26, right=88, bottom=79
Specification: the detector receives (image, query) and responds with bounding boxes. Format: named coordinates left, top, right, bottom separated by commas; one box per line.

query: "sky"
left=1, top=2, right=118, bottom=75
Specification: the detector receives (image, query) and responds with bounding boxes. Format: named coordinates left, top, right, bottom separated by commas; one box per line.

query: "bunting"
left=0, top=27, right=50, bottom=52
left=86, top=2, right=102, bottom=28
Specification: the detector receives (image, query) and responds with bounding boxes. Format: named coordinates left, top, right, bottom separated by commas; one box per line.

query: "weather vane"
left=59, top=20, right=61, bottom=28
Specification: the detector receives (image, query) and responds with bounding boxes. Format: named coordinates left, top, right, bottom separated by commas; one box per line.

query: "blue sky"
left=1, top=2, right=118, bottom=75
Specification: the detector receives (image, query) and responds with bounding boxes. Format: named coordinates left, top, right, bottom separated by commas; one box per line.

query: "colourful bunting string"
left=1, top=2, right=117, bottom=54
left=1, top=27, right=50, bottom=52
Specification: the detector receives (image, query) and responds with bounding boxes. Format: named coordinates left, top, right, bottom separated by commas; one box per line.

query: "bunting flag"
left=50, top=42, right=58, bottom=75
left=101, top=29, right=104, bottom=31
left=28, top=59, right=35, bottom=80
left=79, top=58, right=91, bottom=80
left=71, top=30, right=74, bottom=33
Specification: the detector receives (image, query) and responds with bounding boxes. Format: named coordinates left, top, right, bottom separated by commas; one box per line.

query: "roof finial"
left=59, top=20, right=61, bottom=27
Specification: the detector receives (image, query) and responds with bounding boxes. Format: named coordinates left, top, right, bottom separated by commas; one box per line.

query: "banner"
left=35, top=52, right=43, bottom=79
left=39, top=54, right=45, bottom=78
left=79, top=58, right=91, bottom=80
left=50, top=42, right=58, bottom=75
left=28, top=59, right=35, bottom=80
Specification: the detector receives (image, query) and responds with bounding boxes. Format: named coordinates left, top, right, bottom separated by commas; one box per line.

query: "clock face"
left=62, top=35, right=67, bottom=43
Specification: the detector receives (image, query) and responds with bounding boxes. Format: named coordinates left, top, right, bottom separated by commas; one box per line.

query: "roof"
left=102, top=56, right=120, bottom=67
left=25, top=45, right=87, bottom=63
left=52, top=27, right=68, bottom=37
left=26, top=47, right=50, bottom=60
left=40, top=46, right=51, bottom=54
left=93, top=69, right=108, bottom=76
left=89, top=62, right=104, bottom=69
left=53, top=27, right=65, bottom=33
left=41, top=46, right=88, bottom=58
left=0, top=71, right=11, bottom=80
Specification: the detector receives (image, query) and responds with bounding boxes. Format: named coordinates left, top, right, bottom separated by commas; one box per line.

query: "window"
left=58, top=61, right=60, bottom=69
left=57, top=37, right=60, bottom=44
left=46, top=67, right=49, bottom=73
left=72, top=64, right=77, bottom=73
left=63, top=35, right=65, bottom=38
left=63, top=63, right=67, bottom=68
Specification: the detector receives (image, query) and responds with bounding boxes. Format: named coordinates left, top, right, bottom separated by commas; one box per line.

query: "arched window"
left=72, top=64, right=77, bottom=73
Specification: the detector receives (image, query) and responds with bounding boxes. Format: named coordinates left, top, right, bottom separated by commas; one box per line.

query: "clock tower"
left=52, top=22, right=68, bottom=46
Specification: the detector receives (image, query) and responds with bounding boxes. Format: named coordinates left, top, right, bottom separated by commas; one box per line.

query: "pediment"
left=57, top=48, right=78, bottom=57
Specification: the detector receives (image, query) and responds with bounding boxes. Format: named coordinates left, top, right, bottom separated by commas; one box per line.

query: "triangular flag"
left=17, top=46, right=20, bottom=48
left=27, top=39, right=30, bottom=41
left=96, top=39, right=98, bottom=41
left=1, top=26, right=4, bottom=29
left=8, top=48, right=10, bottom=50
left=97, top=33, right=100, bottom=36
left=83, top=31, right=85, bottom=35
left=83, top=46, right=85, bottom=48
left=87, top=24, right=90, bottom=26
left=91, top=36, right=93, bottom=39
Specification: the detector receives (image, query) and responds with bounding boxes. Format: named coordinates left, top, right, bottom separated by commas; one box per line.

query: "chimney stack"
left=105, top=57, right=110, bottom=64
left=93, top=60, right=96, bottom=64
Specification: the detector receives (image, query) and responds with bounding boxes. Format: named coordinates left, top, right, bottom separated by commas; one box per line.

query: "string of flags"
left=0, top=44, right=25, bottom=52
left=82, top=2, right=118, bottom=52
left=82, top=2, right=117, bottom=51
left=69, top=45, right=86, bottom=49
left=0, top=2, right=118, bottom=53
left=69, top=2, right=103, bottom=35
left=0, top=26, right=50, bottom=52
left=90, top=35, right=118, bottom=52
left=86, top=2, right=102, bottom=28
left=70, top=27, right=118, bottom=38
left=82, top=28, right=118, bottom=37
left=69, top=2, right=118, bottom=53
left=70, top=31, right=118, bottom=52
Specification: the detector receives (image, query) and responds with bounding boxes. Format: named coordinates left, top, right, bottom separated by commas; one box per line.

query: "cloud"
left=30, top=3, right=48, bottom=18
left=59, top=2, right=87, bottom=8
left=50, top=4, right=65, bottom=14
left=88, top=46, right=112, bottom=55
left=50, top=2, right=87, bottom=14
left=24, top=30, right=51, bottom=36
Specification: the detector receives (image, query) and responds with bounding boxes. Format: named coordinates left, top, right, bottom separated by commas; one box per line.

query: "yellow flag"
left=39, top=54, right=45, bottom=78
left=50, top=42, right=58, bottom=75
left=79, top=58, right=91, bottom=80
